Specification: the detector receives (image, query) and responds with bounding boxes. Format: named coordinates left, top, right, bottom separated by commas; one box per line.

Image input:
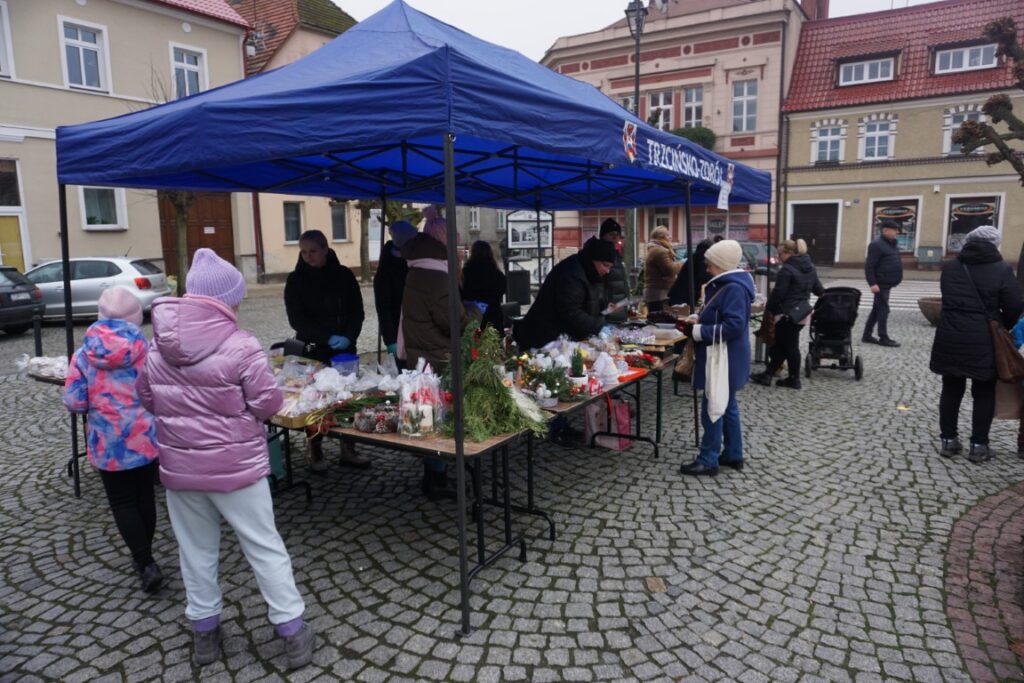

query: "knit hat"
left=389, top=220, right=417, bottom=248
left=98, top=286, right=143, bottom=326
left=186, top=248, right=246, bottom=308
left=583, top=236, right=618, bottom=264
left=704, top=239, right=743, bottom=272
left=600, top=218, right=622, bottom=238
left=422, top=206, right=448, bottom=246
left=965, top=224, right=1001, bottom=248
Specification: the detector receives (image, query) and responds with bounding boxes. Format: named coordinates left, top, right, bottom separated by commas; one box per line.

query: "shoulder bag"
left=961, top=263, right=1024, bottom=383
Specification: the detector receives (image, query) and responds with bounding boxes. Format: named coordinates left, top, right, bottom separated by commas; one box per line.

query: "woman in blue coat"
left=677, top=240, right=755, bottom=476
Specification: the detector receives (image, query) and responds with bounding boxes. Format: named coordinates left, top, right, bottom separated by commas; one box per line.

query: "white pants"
left=165, top=478, right=305, bottom=625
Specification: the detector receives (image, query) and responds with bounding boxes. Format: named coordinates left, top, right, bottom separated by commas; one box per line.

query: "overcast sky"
left=332, top=0, right=938, bottom=61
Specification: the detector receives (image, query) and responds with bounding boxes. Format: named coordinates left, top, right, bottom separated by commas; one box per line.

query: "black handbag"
left=782, top=299, right=813, bottom=323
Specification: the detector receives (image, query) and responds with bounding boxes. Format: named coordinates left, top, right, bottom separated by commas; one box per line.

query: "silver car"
left=25, top=257, right=173, bottom=319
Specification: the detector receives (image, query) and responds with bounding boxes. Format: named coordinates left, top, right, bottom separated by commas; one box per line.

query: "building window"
left=172, top=46, right=204, bottom=99
left=283, top=202, right=303, bottom=242
left=947, top=196, right=1001, bottom=253
left=646, top=207, right=670, bottom=240
left=944, top=106, right=985, bottom=155
left=330, top=201, right=348, bottom=242
left=79, top=187, right=126, bottom=230
left=863, top=121, right=891, bottom=160
left=872, top=199, right=917, bottom=254
left=0, top=159, right=19, bottom=206
left=935, top=44, right=997, bottom=74
left=683, top=86, right=703, bottom=128
left=469, top=206, right=480, bottom=231
left=731, top=80, right=757, bottom=133
left=815, top=127, right=842, bottom=162
left=496, top=210, right=508, bottom=231
left=838, top=57, right=894, bottom=86
left=0, top=1, right=13, bottom=78
left=649, top=91, right=672, bottom=131
left=61, top=20, right=107, bottom=90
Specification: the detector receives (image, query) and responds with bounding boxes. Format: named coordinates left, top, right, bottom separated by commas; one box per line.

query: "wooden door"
left=158, top=192, right=235, bottom=277
left=791, top=203, right=839, bottom=266
left=0, top=215, right=25, bottom=272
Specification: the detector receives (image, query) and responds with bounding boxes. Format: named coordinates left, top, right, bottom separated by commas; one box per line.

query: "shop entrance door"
left=0, top=215, right=26, bottom=272
left=791, top=203, right=839, bottom=266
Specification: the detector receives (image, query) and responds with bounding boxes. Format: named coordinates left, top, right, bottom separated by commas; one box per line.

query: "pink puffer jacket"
left=139, top=295, right=282, bottom=493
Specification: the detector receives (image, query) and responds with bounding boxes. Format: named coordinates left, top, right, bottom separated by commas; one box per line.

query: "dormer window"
left=935, top=44, right=997, bottom=74
left=838, top=57, right=894, bottom=86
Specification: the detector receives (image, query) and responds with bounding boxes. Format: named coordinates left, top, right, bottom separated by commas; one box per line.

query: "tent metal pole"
left=58, top=182, right=82, bottom=497
left=682, top=181, right=700, bottom=448
left=378, top=188, right=387, bottom=366
left=765, top=200, right=773, bottom=298
left=444, top=133, right=472, bottom=637
left=534, top=197, right=542, bottom=290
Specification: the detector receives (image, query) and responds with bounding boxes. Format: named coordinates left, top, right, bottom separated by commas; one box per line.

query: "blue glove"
left=600, top=325, right=615, bottom=337
left=386, top=343, right=398, bottom=355
left=473, top=301, right=488, bottom=314
left=328, top=335, right=350, bottom=351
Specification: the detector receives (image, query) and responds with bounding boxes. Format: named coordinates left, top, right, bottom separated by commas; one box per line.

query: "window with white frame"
left=496, top=210, right=507, bottom=231
left=0, top=159, right=19, bottom=206
left=945, top=107, right=985, bottom=155
left=173, top=47, right=204, bottom=99
left=935, top=44, right=997, bottom=74
left=469, top=206, right=480, bottom=231
left=815, top=126, right=842, bottom=163
left=732, top=80, right=757, bottom=133
left=649, top=91, right=672, bottom=131
left=283, top=202, right=303, bottom=242
left=683, top=86, right=703, bottom=128
left=0, top=1, right=13, bottom=78
left=80, top=187, right=125, bottom=230
left=863, top=120, right=891, bottom=160
left=838, top=57, right=894, bottom=86
left=330, top=201, right=347, bottom=241
left=62, top=20, right=106, bottom=90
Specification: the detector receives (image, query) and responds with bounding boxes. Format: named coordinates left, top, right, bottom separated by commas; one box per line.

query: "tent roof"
left=56, top=0, right=771, bottom=209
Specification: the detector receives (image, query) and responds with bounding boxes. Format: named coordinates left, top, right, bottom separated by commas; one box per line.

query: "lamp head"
left=625, top=0, right=648, bottom=39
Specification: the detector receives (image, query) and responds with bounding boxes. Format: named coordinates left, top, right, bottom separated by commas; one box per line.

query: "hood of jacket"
left=785, top=253, right=815, bottom=275
left=958, top=239, right=1003, bottom=265
left=706, top=269, right=757, bottom=301
left=151, top=295, right=238, bottom=367
left=402, top=233, right=447, bottom=261
left=81, top=319, right=147, bottom=370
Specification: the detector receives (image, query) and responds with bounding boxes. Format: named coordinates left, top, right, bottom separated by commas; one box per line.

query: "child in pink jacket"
left=139, top=249, right=314, bottom=669
left=63, top=287, right=162, bottom=593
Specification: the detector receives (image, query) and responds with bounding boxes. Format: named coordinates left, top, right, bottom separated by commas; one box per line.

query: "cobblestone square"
left=1, top=284, right=1023, bottom=682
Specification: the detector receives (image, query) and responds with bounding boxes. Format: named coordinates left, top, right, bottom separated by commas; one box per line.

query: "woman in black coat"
left=929, top=226, right=1023, bottom=463
left=373, top=221, right=417, bottom=356
left=751, top=239, right=824, bottom=389
left=461, top=240, right=506, bottom=331
left=668, top=239, right=712, bottom=307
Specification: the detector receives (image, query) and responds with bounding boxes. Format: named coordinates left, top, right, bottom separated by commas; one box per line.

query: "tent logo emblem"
left=622, top=121, right=638, bottom=163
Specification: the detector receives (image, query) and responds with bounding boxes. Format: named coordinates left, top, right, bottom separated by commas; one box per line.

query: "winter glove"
left=328, top=335, right=350, bottom=351
left=386, top=343, right=398, bottom=355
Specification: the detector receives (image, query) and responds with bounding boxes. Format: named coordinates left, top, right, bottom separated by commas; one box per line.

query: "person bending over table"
left=284, top=229, right=368, bottom=472
left=513, top=237, right=621, bottom=350
left=374, top=220, right=417, bottom=361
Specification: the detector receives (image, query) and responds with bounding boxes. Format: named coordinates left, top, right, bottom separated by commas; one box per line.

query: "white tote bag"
left=705, top=324, right=730, bottom=423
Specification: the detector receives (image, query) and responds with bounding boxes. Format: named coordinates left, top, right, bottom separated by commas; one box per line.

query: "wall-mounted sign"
left=507, top=210, right=553, bottom=249
left=877, top=205, right=915, bottom=219
left=203, top=226, right=215, bottom=234
left=952, top=202, right=995, bottom=218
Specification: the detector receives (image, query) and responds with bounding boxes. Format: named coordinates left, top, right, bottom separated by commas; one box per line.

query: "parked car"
left=0, top=266, right=45, bottom=335
left=738, top=240, right=779, bottom=280
left=25, top=257, right=172, bottom=320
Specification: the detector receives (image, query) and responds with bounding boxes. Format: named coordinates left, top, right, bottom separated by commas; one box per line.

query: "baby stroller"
left=804, top=286, right=863, bottom=380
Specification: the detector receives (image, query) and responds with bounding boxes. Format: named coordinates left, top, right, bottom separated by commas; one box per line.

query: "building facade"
left=782, top=0, right=1024, bottom=267
left=541, top=0, right=826, bottom=254
left=0, top=0, right=251, bottom=275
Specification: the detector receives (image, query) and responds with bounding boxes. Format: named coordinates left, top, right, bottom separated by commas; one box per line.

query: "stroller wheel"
left=854, top=356, right=864, bottom=380
left=805, top=353, right=813, bottom=378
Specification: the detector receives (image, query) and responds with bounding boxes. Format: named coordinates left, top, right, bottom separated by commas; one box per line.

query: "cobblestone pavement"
left=2, top=284, right=1024, bottom=682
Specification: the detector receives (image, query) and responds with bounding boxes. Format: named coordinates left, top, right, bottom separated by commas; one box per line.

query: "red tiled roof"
left=783, top=0, right=1023, bottom=113
left=151, top=0, right=249, bottom=28
left=229, top=0, right=354, bottom=76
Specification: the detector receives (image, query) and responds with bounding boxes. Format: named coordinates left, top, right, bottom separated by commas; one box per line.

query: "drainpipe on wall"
left=774, top=14, right=789, bottom=243
left=252, top=192, right=265, bottom=283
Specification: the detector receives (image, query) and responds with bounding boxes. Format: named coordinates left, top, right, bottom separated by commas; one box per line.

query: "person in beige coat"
left=644, top=226, right=682, bottom=312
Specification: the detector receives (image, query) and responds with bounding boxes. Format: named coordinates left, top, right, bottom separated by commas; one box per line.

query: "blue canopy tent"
left=55, top=0, right=771, bottom=633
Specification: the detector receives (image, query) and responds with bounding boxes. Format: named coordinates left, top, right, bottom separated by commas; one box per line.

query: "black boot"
left=750, top=372, right=773, bottom=386
left=776, top=376, right=802, bottom=389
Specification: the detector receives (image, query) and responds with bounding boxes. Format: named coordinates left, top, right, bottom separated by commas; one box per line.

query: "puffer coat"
left=929, top=240, right=1023, bottom=380
left=865, top=235, right=903, bottom=288
left=765, top=253, right=825, bottom=318
left=63, top=319, right=159, bottom=471
left=514, top=253, right=606, bottom=350
left=691, top=269, right=756, bottom=392
left=139, top=295, right=283, bottom=493
left=284, top=248, right=363, bottom=361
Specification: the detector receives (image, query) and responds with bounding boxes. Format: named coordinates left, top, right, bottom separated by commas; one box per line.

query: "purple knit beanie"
left=186, top=248, right=246, bottom=308
left=422, top=206, right=448, bottom=246
left=98, top=286, right=143, bottom=326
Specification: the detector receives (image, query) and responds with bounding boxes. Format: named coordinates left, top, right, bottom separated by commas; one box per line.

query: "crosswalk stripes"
left=817, top=278, right=939, bottom=312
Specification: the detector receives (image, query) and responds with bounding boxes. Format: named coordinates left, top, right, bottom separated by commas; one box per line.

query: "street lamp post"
left=624, top=0, right=648, bottom=274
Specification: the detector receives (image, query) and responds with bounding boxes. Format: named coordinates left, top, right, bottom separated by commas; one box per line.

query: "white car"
left=26, top=257, right=173, bottom=319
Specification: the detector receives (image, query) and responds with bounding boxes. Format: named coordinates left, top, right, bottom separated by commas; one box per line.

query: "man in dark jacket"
left=863, top=218, right=904, bottom=347
left=669, top=238, right=712, bottom=307
left=373, top=221, right=417, bottom=357
left=599, top=218, right=629, bottom=323
left=514, top=238, right=620, bottom=350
